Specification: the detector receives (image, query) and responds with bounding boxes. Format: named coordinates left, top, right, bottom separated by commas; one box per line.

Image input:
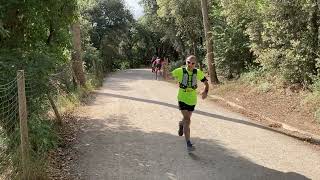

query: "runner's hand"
left=201, top=91, right=208, bottom=99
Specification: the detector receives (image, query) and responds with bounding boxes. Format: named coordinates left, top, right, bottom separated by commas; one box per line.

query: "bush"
left=0, top=113, right=59, bottom=179
left=256, top=48, right=283, bottom=71
left=111, top=59, right=131, bottom=71
left=302, top=78, right=320, bottom=120
left=280, top=47, right=313, bottom=85
left=83, top=46, right=102, bottom=73
left=120, top=61, right=130, bottom=70
left=255, top=41, right=314, bottom=86
left=310, top=78, right=320, bottom=122
left=311, top=77, right=320, bottom=91
left=56, top=82, right=93, bottom=114
left=240, top=68, right=263, bottom=85
left=0, top=62, right=99, bottom=178
left=257, top=82, right=272, bottom=93
left=86, top=73, right=103, bottom=88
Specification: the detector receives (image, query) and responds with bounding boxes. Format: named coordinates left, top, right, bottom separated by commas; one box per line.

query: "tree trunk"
left=192, top=40, right=196, bottom=55
left=311, top=0, right=319, bottom=75
left=198, top=61, right=203, bottom=71
left=192, top=39, right=203, bottom=70
left=200, top=0, right=219, bottom=84
left=46, top=22, right=54, bottom=45
left=47, top=94, right=62, bottom=125
left=71, top=22, right=86, bottom=86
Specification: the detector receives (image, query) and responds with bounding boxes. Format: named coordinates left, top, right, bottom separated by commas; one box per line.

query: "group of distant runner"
left=150, top=56, right=165, bottom=79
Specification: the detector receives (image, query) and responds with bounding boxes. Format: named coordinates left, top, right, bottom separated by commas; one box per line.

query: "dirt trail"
left=70, top=69, right=320, bottom=180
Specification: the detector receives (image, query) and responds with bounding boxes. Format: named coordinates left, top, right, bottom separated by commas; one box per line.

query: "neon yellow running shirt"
left=171, top=67, right=205, bottom=106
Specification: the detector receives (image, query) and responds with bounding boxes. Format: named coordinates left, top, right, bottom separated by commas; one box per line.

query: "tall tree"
left=71, top=22, right=86, bottom=86
left=157, top=0, right=203, bottom=58
left=87, top=0, right=134, bottom=71
left=201, top=0, right=219, bottom=84
left=140, top=0, right=182, bottom=60
left=310, top=0, right=319, bottom=75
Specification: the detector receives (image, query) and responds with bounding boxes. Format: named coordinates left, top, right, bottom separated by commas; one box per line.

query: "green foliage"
left=213, top=0, right=320, bottom=86
left=86, top=73, right=103, bottom=88
left=212, top=0, right=256, bottom=78
left=28, top=116, right=59, bottom=155
left=157, top=0, right=203, bottom=44
left=246, top=0, right=318, bottom=85
left=111, top=59, right=131, bottom=70
left=280, top=47, right=313, bottom=85
left=312, top=78, right=320, bottom=91
left=57, top=93, right=81, bottom=114
left=56, top=76, right=97, bottom=111
left=88, top=0, right=133, bottom=49
left=257, top=82, right=272, bottom=93
left=239, top=68, right=275, bottom=93
left=0, top=114, right=58, bottom=179
left=83, top=45, right=102, bottom=72
left=0, top=0, right=77, bottom=50
left=140, top=0, right=200, bottom=63
left=85, top=0, right=138, bottom=71
left=0, top=0, right=81, bottom=178
left=120, top=61, right=131, bottom=70
left=240, top=69, right=263, bottom=85
left=169, top=60, right=185, bottom=72
left=300, top=77, right=320, bottom=122
left=303, top=88, right=320, bottom=107
left=157, top=0, right=203, bottom=57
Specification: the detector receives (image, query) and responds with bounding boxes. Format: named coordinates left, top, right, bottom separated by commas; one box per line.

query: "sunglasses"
left=187, top=61, right=195, bottom=65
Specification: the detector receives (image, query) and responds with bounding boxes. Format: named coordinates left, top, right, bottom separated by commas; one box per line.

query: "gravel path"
left=71, top=69, right=320, bottom=180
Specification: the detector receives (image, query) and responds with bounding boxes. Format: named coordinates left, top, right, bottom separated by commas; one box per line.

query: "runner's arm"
left=201, top=77, right=209, bottom=99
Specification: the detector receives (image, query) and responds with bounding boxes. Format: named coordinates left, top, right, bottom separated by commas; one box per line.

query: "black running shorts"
left=178, top=101, right=195, bottom=111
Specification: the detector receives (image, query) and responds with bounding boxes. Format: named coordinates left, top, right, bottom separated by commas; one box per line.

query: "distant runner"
left=154, top=57, right=162, bottom=79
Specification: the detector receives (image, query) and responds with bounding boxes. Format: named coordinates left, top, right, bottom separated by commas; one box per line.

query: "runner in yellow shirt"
left=171, top=55, right=209, bottom=152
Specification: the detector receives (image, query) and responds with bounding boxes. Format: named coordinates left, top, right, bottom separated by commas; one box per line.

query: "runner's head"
left=186, top=55, right=196, bottom=70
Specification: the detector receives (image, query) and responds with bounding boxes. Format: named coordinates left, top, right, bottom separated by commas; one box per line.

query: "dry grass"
left=209, top=79, right=320, bottom=136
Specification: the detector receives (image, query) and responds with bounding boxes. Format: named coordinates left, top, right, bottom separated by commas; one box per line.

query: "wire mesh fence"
left=0, top=74, right=21, bottom=177
left=0, top=70, right=41, bottom=179
left=0, top=66, right=100, bottom=178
